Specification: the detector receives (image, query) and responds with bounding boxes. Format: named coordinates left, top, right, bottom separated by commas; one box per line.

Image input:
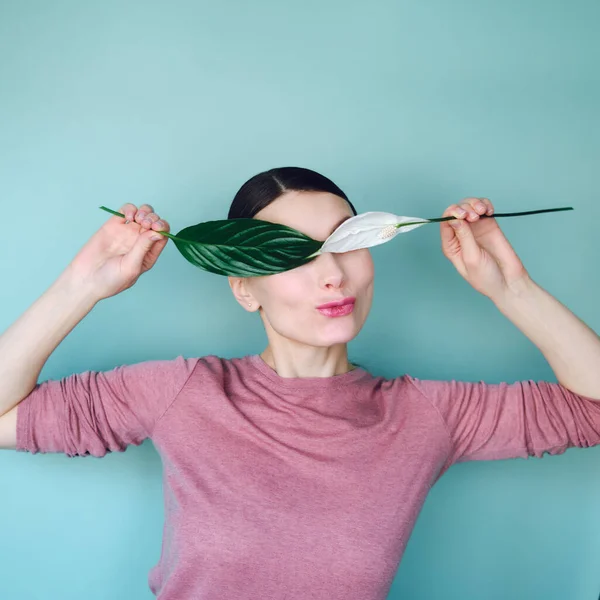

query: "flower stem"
left=396, top=206, right=574, bottom=229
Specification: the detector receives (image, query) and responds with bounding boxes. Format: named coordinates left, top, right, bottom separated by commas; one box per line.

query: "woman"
left=1, top=167, right=599, bottom=600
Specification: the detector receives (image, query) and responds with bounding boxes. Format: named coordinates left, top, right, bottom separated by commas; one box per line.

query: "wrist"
left=54, top=265, right=103, bottom=309
left=492, top=273, right=538, bottom=311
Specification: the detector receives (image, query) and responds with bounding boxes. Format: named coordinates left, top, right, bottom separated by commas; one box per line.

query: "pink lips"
left=316, top=297, right=356, bottom=318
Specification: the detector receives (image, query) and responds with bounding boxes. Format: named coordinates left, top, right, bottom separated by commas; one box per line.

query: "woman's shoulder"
left=164, top=353, right=256, bottom=380
left=109, top=354, right=230, bottom=388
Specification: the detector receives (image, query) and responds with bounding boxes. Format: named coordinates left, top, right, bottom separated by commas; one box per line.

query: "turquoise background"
left=1, top=1, right=599, bottom=598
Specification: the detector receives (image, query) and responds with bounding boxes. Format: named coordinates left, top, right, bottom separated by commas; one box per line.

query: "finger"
left=456, top=199, right=511, bottom=270
left=463, top=197, right=493, bottom=218
left=134, top=204, right=155, bottom=226
left=139, top=211, right=160, bottom=230
left=151, top=218, right=170, bottom=233
left=479, top=197, right=495, bottom=216
left=135, top=204, right=154, bottom=218
left=448, top=217, right=481, bottom=267
left=440, top=204, right=468, bottom=248
left=122, top=229, right=162, bottom=274
left=145, top=230, right=169, bottom=267
left=460, top=200, right=484, bottom=221
left=471, top=227, right=519, bottom=272
left=118, top=203, right=138, bottom=222
left=107, top=203, right=137, bottom=224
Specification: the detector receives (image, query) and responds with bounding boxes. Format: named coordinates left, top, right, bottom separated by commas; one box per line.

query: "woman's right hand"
left=65, top=203, right=171, bottom=301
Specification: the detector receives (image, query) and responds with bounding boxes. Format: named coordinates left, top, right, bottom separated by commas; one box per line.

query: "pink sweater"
left=16, top=354, right=600, bottom=599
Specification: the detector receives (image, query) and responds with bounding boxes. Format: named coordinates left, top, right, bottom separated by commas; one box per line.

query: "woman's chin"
left=314, top=320, right=363, bottom=347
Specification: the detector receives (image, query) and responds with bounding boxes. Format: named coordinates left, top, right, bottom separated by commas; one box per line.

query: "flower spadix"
left=319, top=212, right=430, bottom=254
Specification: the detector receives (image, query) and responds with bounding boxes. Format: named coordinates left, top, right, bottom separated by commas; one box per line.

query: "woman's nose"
left=317, top=252, right=346, bottom=290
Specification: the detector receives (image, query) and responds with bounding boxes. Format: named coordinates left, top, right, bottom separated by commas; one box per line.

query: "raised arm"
left=441, top=197, right=600, bottom=400
left=0, top=203, right=170, bottom=449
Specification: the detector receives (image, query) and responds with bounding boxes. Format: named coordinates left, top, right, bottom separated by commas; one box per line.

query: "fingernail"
left=456, top=208, right=467, bottom=216
left=150, top=234, right=162, bottom=241
left=450, top=220, right=462, bottom=229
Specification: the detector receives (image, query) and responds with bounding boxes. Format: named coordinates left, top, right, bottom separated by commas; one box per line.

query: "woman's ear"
left=228, top=277, right=260, bottom=312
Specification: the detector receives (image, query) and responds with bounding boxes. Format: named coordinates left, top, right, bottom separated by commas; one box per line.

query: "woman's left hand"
left=440, top=198, right=530, bottom=299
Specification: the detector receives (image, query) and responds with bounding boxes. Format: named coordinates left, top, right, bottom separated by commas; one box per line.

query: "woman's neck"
left=259, top=344, right=355, bottom=379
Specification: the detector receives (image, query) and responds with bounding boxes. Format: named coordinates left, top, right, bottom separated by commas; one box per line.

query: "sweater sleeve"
left=406, top=375, right=600, bottom=466
left=15, top=355, right=198, bottom=458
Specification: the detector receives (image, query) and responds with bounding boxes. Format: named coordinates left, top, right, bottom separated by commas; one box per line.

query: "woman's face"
left=231, top=190, right=375, bottom=348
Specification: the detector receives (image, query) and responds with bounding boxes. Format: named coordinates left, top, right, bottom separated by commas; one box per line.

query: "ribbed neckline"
left=245, top=354, right=369, bottom=391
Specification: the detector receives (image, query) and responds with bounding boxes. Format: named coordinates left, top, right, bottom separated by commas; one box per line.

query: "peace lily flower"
left=99, top=206, right=573, bottom=277
left=318, top=212, right=431, bottom=254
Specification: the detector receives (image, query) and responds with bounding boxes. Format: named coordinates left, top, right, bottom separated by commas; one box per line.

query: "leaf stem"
left=99, top=206, right=178, bottom=240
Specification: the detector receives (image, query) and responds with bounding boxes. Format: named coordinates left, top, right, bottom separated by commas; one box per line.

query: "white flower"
left=319, top=212, right=431, bottom=254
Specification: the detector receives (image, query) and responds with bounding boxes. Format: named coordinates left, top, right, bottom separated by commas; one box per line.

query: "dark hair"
left=227, top=166, right=357, bottom=219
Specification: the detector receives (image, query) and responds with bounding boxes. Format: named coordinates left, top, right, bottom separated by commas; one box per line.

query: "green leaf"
left=171, top=219, right=323, bottom=276
left=99, top=206, right=323, bottom=277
